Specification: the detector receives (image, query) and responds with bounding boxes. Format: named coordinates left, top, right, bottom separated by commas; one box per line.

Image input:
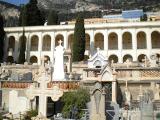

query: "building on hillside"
left=146, top=12, right=160, bottom=21
left=103, top=9, right=144, bottom=22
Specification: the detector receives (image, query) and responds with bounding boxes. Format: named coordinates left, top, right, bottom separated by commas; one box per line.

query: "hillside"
left=0, top=0, right=160, bottom=27
left=0, top=1, right=19, bottom=27
left=37, top=0, right=160, bottom=12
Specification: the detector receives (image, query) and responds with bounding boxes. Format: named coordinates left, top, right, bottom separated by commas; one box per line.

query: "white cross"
left=26, top=73, right=63, bottom=117
left=97, top=47, right=100, bottom=52
left=58, top=40, right=63, bottom=46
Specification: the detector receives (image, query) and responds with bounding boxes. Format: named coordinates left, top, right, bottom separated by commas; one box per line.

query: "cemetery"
left=1, top=11, right=160, bottom=119
left=0, top=39, right=160, bottom=120
left=1, top=0, right=160, bottom=119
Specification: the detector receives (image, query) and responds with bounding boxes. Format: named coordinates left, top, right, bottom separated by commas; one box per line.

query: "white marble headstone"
left=9, top=90, right=29, bottom=114
left=52, top=40, right=65, bottom=80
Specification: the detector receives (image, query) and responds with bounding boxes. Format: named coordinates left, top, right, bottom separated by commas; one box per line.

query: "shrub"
left=61, top=88, right=90, bottom=119
left=23, top=109, right=38, bottom=120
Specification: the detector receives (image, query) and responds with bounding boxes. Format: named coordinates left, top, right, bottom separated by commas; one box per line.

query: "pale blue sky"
left=1, top=0, right=29, bottom=6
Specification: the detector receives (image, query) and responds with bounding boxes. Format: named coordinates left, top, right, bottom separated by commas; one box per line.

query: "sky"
left=1, top=0, right=29, bottom=6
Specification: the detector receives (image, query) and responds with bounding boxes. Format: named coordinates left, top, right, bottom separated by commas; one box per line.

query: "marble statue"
left=52, top=40, right=65, bottom=80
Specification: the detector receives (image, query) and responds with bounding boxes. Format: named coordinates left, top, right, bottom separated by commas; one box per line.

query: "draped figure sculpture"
left=52, top=40, right=65, bottom=80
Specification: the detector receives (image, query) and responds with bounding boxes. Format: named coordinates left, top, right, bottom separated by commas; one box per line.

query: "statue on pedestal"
left=52, top=40, right=65, bottom=81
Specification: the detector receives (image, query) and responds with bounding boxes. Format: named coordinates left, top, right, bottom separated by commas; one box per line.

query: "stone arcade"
left=3, top=21, right=160, bottom=65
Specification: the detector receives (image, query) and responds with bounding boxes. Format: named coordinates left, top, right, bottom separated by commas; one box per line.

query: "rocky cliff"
left=0, top=0, right=160, bottom=27
left=0, top=1, right=19, bottom=27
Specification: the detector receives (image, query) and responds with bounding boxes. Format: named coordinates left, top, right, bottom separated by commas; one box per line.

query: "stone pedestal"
left=112, top=81, right=117, bottom=103
left=90, top=82, right=106, bottom=120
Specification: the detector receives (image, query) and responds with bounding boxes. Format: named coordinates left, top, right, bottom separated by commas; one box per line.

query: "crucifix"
left=26, top=71, right=63, bottom=117
left=58, top=40, right=63, bottom=46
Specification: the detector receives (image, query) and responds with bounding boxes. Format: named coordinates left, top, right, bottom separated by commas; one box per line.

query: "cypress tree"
left=140, top=14, right=148, bottom=21
left=0, top=14, right=5, bottom=63
left=47, top=10, right=58, bottom=25
left=18, top=4, right=26, bottom=64
left=72, top=13, right=85, bottom=62
left=25, top=0, right=44, bottom=26
left=18, top=28, right=26, bottom=64
left=19, top=5, right=27, bottom=26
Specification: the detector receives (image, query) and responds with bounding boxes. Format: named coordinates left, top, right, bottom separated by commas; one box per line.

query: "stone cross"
left=97, top=47, right=100, bottom=52
left=125, top=59, right=131, bottom=68
left=58, top=40, right=63, bottom=46
left=142, top=56, right=148, bottom=67
left=111, top=59, right=114, bottom=65
left=26, top=72, right=63, bottom=117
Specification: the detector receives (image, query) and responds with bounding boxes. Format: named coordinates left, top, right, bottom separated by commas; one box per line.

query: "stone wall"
left=119, top=82, right=151, bottom=101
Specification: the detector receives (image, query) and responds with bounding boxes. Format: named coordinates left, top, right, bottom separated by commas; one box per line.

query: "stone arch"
left=31, top=35, right=39, bottom=51
left=44, top=55, right=50, bottom=63
left=7, top=56, right=14, bottom=63
left=151, top=31, right=160, bottom=49
left=68, top=34, right=73, bottom=49
left=8, top=36, right=15, bottom=51
left=94, top=33, right=104, bottom=50
left=156, top=53, right=160, bottom=64
left=138, top=54, right=146, bottom=62
left=137, top=31, right=146, bottom=49
left=55, top=34, right=64, bottom=46
left=122, top=32, right=132, bottom=49
left=30, top=56, right=38, bottom=64
left=108, top=32, right=118, bottom=50
left=108, top=55, right=118, bottom=63
left=93, top=60, right=102, bottom=68
left=42, top=35, right=51, bottom=51
left=123, top=54, right=133, bottom=62
left=101, top=66, right=113, bottom=81
left=19, top=35, right=27, bottom=50
left=85, top=33, right=90, bottom=50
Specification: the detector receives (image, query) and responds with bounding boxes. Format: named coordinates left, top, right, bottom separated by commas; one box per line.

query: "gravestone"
left=106, top=101, right=120, bottom=120
left=26, top=65, right=63, bottom=117
left=88, top=48, right=107, bottom=68
left=9, top=90, right=30, bottom=114
left=140, top=90, right=154, bottom=120
left=23, top=72, right=32, bottom=80
left=10, top=72, right=19, bottom=81
left=52, top=40, right=65, bottom=80
left=150, top=54, right=158, bottom=67
left=90, top=82, right=106, bottom=120
left=124, top=81, right=131, bottom=106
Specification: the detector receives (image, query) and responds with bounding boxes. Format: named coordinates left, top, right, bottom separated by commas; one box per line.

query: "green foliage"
left=0, top=113, right=2, bottom=120
left=23, top=109, right=38, bottom=120
left=156, top=113, right=160, bottom=118
left=140, top=14, right=148, bottom=21
left=19, top=0, right=44, bottom=26
left=72, top=13, right=86, bottom=62
left=61, top=88, right=90, bottom=119
left=0, top=14, right=5, bottom=63
left=47, top=10, right=58, bottom=25
left=19, top=5, right=27, bottom=26
left=18, top=29, right=26, bottom=64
